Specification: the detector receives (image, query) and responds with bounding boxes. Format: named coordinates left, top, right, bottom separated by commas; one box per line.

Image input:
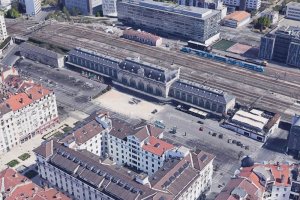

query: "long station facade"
left=67, top=47, right=235, bottom=114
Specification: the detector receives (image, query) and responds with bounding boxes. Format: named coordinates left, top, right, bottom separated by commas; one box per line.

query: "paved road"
left=151, top=105, right=297, bottom=199
left=0, top=43, right=19, bottom=66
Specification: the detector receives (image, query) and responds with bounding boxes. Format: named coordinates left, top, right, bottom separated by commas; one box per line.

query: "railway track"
left=33, top=31, right=293, bottom=116
left=6, top=22, right=300, bottom=120
left=55, top=26, right=300, bottom=98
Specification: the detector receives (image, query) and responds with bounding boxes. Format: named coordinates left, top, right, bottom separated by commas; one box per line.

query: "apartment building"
left=0, top=167, right=70, bottom=199
left=117, top=0, right=221, bottom=44
left=34, top=138, right=215, bottom=200
left=223, top=0, right=261, bottom=10
left=19, top=0, right=41, bottom=16
left=262, top=10, right=279, bottom=24
left=286, top=2, right=300, bottom=21
left=259, top=26, right=300, bottom=68
left=102, top=0, right=117, bottom=17
left=217, top=159, right=291, bottom=199
left=0, top=11, right=8, bottom=42
left=61, top=113, right=178, bottom=175
left=178, top=0, right=227, bottom=19
left=0, top=67, right=58, bottom=153
left=63, top=0, right=102, bottom=15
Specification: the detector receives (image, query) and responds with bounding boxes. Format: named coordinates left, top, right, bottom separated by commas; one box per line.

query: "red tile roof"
left=123, top=29, right=161, bottom=43
left=224, top=11, right=251, bottom=22
left=0, top=168, right=69, bottom=200
left=142, top=136, right=174, bottom=156
left=26, top=84, right=51, bottom=101
left=6, top=93, right=33, bottom=111
left=240, top=163, right=291, bottom=188
left=4, top=84, right=51, bottom=111
left=215, top=178, right=261, bottom=200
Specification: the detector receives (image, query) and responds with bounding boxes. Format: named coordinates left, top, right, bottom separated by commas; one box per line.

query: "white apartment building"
left=286, top=2, right=300, bottom=21
left=0, top=68, right=58, bottom=153
left=0, top=0, right=11, bottom=10
left=61, top=113, right=111, bottom=156
left=0, top=11, right=8, bottom=42
left=62, top=113, right=178, bottom=175
left=19, top=0, right=41, bottom=16
left=102, top=0, right=117, bottom=17
left=34, top=139, right=215, bottom=200
left=223, top=0, right=261, bottom=10
left=262, top=10, right=279, bottom=24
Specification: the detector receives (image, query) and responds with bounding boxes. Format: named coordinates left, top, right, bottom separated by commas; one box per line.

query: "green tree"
left=62, top=6, right=70, bottom=20
left=95, top=12, right=100, bottom=17
left=6, top=8, right=20, bottom=18
left=256, top=16, right=271, bottom=31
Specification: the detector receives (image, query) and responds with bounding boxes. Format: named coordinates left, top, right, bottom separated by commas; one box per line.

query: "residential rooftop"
left=34, top=140, right=215, bottom=200
left=0, top=167, right=70, bottom=200
left=142, top=136, right=174, bottom=156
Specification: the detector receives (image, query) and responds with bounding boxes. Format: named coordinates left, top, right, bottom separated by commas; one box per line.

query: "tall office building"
left=0, top=11, right=8, bottom=42
left=259, top=26, right=300, bottom=68
left=117, top=0, right=221, bottom=44
left=102, top=0, right=117, bottom=17
left=63, top=0, right=102, bottom=15
left=287, top=115, right=300, bottom=155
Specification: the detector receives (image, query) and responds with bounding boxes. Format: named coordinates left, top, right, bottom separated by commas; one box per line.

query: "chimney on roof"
left=281, top=174, right=285, bottom=183
left=19, top=98, right=23, bottom=104
left=53, top=193, right=61, bottom=199
left=12, top=173, right=17, bottom=178
left=29, top=94, right=32, bottom=99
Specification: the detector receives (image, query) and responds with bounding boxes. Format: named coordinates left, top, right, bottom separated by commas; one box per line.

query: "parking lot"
left=15, top=59, right=108, bottom=121
left=149, top=104, right=296, bottom=199
left=93, top=89, right=164, bottom=120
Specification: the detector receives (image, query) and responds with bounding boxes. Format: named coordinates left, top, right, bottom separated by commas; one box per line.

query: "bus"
left=188, top=108, right=208, bottom=119
left=187, top=40, right=212, bottom=52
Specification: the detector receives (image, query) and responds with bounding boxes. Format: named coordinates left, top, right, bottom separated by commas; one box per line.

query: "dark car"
left=197, top=120, right=204, bottom=124
left=151, top=109, right=158, bottom=114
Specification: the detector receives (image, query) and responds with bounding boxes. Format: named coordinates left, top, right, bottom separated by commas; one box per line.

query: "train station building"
left=66, top=47, right=236, bottom=115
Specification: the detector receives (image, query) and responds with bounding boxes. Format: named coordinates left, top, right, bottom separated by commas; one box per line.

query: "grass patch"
left=24, top=170, right=38, bottom=179
left=53, top=131, right=64, bottom=138
left=212, top=39, right=236, bottom=51
left=62, top=126, right=73, bottom=133
left=7, top=159, right=20, bottom=167
left=18, top=153, right=31, bottom=161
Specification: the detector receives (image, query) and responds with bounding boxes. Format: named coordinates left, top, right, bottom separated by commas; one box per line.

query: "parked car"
left=197, top=120, right=204, bottom=124
left=199, top=127, right=203, bottom=131
left=236, top=141, right=242, bottom=146
left=151, top=109, right=158, bottom=114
